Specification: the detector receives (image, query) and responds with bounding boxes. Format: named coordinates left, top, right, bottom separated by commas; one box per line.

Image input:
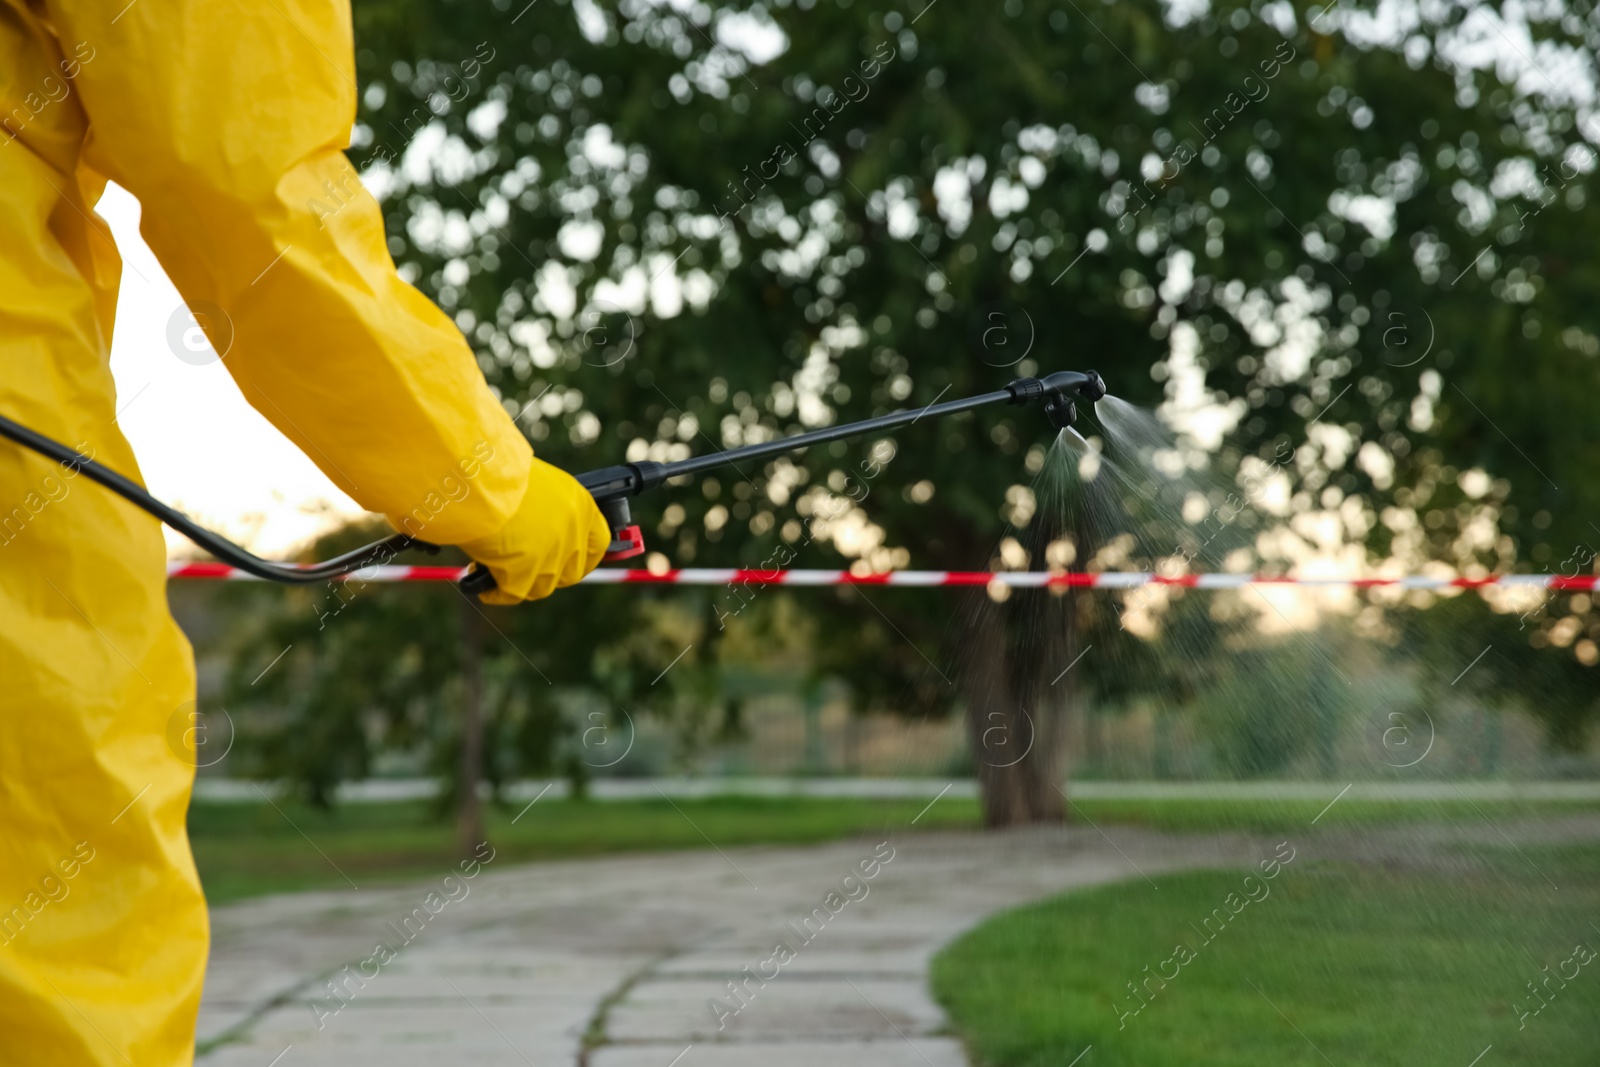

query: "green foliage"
left=1194, top=637, right=1354, bottom=776
left=1400, top=589, right=1600, bottom=752
left=215, top=522, right=848, bottom=802
left=217, top=527, right=489, bottom=805
left=349, top=0, right=1597, bottom=559
left=210, top=0, right=1600, bottom=801
left=345, top=0, right=1596, bottom=715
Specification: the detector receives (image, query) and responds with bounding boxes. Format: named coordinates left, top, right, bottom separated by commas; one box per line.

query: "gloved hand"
left=459, top=457, right=611, bottom=604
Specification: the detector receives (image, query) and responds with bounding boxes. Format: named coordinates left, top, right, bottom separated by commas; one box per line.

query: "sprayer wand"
left=0, top=369, right=1105, bottom=596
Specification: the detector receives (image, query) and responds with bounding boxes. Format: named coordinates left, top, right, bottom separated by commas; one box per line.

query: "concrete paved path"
left=195, top=824, right=1273, bottom=1067
left=195, top=814, right=1600, bottom=1067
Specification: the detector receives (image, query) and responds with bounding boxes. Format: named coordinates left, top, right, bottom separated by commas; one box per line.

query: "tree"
left=215, top=522, right=791, bottom=832
left=312, top=0, right=1600, bottom=821
left=1400, top=588, right=1600, bottom=755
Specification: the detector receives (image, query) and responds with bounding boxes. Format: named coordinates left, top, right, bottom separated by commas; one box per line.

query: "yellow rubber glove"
left=460, top=458, right=612, bottom=604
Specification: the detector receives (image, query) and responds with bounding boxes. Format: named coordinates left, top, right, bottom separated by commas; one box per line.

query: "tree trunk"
left=801, top=680, right=827, bottom=775
left=960, top=590, right=1073, bottom=827
left=456, top=597, right=485, bottom=856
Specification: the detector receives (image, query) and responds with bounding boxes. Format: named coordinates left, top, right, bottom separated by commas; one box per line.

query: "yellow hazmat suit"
left=0, top=1, right=608, bottom=1062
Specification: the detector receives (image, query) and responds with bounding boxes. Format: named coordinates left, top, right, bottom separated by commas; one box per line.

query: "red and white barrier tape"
left=165, top=562, right=1598, bottom=590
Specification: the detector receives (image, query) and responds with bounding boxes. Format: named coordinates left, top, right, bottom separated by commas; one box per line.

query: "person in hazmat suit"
left=0, top=1, right=610, bottom=1061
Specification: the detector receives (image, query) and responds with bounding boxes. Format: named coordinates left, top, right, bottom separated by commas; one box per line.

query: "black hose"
left=0, top=410, right=431, bottom=584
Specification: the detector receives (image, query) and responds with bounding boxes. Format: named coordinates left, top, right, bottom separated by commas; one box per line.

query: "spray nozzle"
left=1042, top=369, right=1108, bottom=403
left=1006, top=369, right=1106, bottom=430
left=1042, top=393, right=1078, bottom=430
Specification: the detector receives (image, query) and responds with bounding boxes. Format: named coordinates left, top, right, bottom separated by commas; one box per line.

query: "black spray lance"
left=0, top=369, right=1107, bottom=596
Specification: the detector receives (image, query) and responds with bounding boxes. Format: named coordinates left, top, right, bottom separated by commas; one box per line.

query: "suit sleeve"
left=51, top=0, right=566, bottom=550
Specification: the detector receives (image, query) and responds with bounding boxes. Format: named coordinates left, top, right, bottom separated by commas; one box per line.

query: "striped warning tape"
left=164, top=562, right=1597, bottom=590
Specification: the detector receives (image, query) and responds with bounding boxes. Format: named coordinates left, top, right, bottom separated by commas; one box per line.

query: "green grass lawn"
left=189, top=790, right=1598, bottom=904
left=932, top=843, right=1600, bottom=1067
left=1055, top=795, right=1600, bottom=833
left=189, top=794, right=982, bottom=904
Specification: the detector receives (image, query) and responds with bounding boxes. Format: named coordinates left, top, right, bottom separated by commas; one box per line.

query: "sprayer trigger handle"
left=458, top=566, right=498, bottom=597
left=603, top=524, right=646, bottom=561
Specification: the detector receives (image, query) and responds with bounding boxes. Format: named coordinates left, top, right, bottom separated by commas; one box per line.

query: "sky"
left=100, top=183, right=369, bottom=558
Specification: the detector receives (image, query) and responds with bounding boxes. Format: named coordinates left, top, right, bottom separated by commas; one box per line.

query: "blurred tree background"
left=186, top=0, right=1600, bottom=831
